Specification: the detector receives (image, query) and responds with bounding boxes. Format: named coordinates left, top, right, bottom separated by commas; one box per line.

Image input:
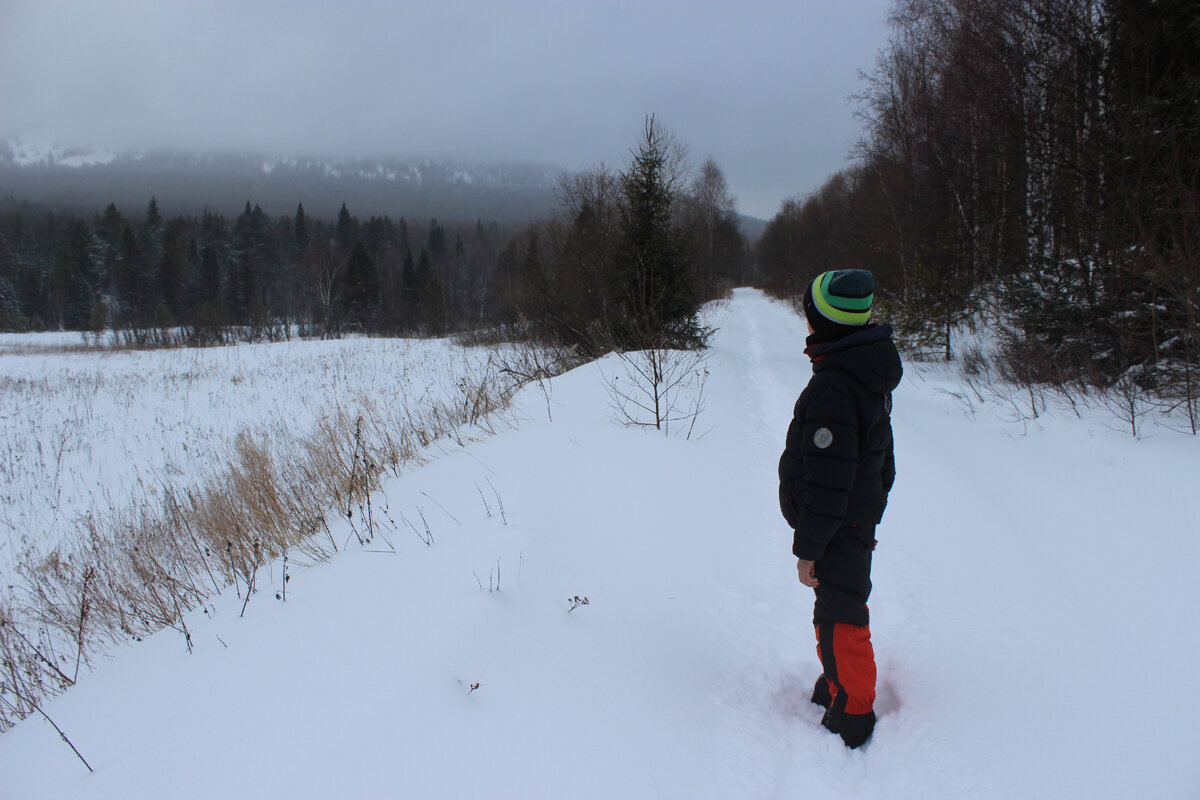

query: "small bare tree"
left=601, top=345, right=710, bottom=438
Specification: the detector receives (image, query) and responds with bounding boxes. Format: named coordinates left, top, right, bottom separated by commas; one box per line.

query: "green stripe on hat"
left=812, top=270, right=873, bottom=325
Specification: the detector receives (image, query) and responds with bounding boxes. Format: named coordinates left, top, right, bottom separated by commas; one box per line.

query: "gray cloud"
left=0, top=0, right=894, bottom=218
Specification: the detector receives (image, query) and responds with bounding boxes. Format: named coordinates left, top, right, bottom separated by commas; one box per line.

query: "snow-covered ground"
left=0, top=333, right=502, bottom=576
left=2, top=289, right=1197, bottom=798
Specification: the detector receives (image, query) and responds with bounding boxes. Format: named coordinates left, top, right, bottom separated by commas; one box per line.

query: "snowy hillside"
left=2, top=290, right=1198, bottom=798
left=0, top=137, right=119, bottom=168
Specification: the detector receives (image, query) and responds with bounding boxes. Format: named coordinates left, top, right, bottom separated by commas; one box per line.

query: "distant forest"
left=0, top=120, right=750, bottom=353
left=756, top=0, right=1199, bottom=430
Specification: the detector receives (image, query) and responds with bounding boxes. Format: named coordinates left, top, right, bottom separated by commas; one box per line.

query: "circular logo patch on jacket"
left=813, top=427, right=833, bottom=449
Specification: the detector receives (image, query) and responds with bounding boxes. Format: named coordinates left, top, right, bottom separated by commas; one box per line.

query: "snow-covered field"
left=2, top=289, right=1198, bottom=798
left=0, top=333, right=503, bottom=577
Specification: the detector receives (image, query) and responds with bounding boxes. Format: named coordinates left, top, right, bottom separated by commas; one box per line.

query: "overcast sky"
left=0, top=0, right=895, bottom=219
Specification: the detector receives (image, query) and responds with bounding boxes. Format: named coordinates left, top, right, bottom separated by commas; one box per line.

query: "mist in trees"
left=1, top=118, right=749, bottom=359
left=756, top=0, right=1199, bottom=430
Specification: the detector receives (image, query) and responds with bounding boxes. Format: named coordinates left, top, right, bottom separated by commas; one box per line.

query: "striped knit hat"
left=803, top=269, right=874, bottom=340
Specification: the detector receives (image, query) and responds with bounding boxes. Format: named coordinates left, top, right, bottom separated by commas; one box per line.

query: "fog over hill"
left=0, top=139, right=561, bottom=224
left=0, top=138, right=768, bottom=240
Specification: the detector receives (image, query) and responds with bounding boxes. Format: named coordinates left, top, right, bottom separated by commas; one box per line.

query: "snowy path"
left=2, top=289, right=1198, bottom=798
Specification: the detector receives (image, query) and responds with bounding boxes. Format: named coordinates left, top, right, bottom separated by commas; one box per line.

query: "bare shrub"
left=494, top=324, right=590, bottom=422
left=601, top=346, right=710, bottom=438
left=1102, top=366, right=1151, bottom=438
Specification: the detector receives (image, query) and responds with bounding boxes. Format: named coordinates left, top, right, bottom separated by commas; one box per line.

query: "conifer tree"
left=116, top=222, right=152, bottom=327
left=336, top=203, right=356, bottom=251
left=50, top=246, right=74, bottom=329
left=343, top=241, right=379, bottom=328
left=426, top=219, right=447, bottom=264
left=146, top=197, right=163, bottom=236
left=100, top=203, right=124, bottom=245
left=64, top=221, right=96, bottom=329
left=400, top=248, right=418, bottom=331
left=228, top=203, right=254, bottom=322
left=158, top=221, right=186, bottom=319
left=414, top=248, right=433, bottom=331
left=199, top=244, right=221, bottom=307
left=398, top=217, right=410, bottom=255
left=615, top=115, right=697, bottom=347
left=294, top=202, right=309, bottom=256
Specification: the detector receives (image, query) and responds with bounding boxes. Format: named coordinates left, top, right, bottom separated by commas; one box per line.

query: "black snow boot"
left=811, top=675, right=832, bottom=709
left=821, top=707, right=876, bottom=749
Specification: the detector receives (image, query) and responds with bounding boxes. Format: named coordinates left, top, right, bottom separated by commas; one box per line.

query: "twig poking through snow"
left=1, top=689, right=92, bottom=773
left=420, top=491, right=461, bottom=525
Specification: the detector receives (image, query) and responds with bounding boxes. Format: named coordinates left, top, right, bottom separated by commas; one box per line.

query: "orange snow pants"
left=814, top=620, right=876, bottom=716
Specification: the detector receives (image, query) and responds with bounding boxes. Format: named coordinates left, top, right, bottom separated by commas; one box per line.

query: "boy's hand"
left=797, top=558, right=819, bottom=588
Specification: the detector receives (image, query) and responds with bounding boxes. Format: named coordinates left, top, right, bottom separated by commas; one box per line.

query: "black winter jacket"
left=779, top=324, right=903, bottom=561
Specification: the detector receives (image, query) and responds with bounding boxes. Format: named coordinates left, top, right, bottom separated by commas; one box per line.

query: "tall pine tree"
left=615, top=116, right=697, bottom=347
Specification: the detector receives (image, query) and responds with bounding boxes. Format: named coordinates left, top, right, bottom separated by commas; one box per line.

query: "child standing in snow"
left=778, top=269, right=902, bottom=749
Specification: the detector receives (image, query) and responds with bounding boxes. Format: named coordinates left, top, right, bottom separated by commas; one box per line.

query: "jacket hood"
left=807, top=324, right=903, bottom=395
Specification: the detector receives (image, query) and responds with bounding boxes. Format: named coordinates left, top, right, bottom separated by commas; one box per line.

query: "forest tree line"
left=756, top=0, right=1199, bottom=429
left=0, top=197, right=519, bottom=342
left=0, top=118, right=748, bottom=352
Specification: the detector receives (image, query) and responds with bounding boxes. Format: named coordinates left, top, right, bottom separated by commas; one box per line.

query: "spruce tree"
left=400, top=248, right=418, bottom=331
left=228, top=203, right=254, bottom=322
left=100, top=203, right=124, bottom=245
left=294, top=203, right=309, bottom=257
left=50, top=246, right=73, bottom=329
left=343, top=241, right=379, bottom=329
left=398, top=217, right=410, bottom=255
left=158, top=222, right=185, bottom=319
left=615, top=116, right=696, bottom=347
left=145, top=197, right=163, bottom=235
left=199, top=244, right=221, bottom=307
left=336, top=203, right=356, bottom=251
left=426, top=219, right=447, bottom=264
left=414, top=248, right=433, bottom=331
left=116, top=223, right=152, bottom=327
left=65, top=221, right=96, bottom=329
